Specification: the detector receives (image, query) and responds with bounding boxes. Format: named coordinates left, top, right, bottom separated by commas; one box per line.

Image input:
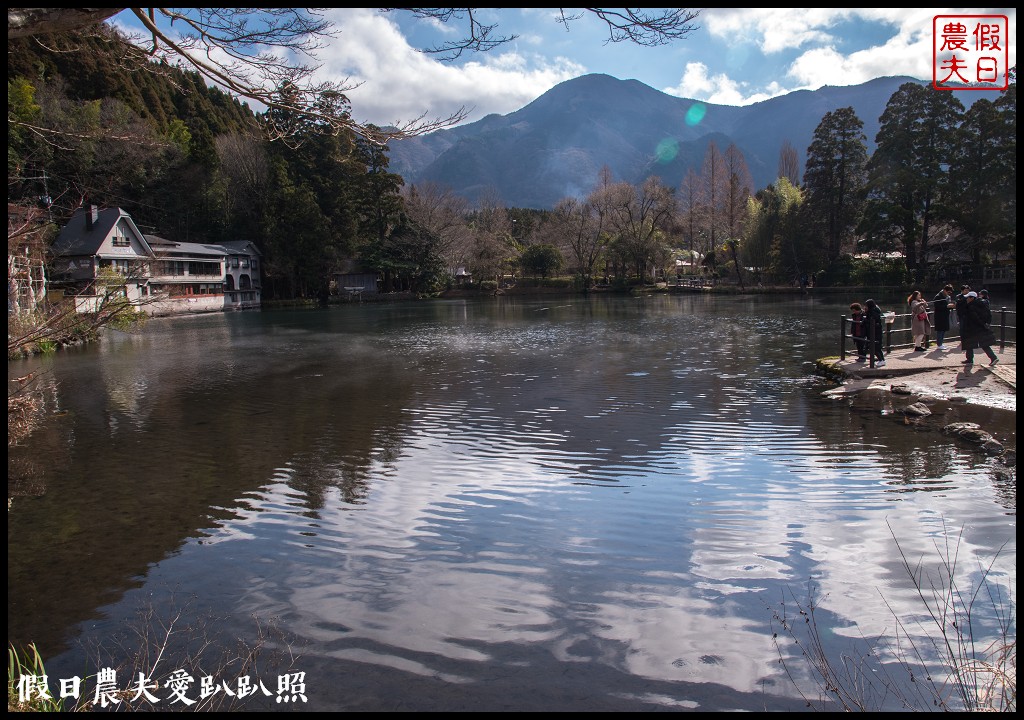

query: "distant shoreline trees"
left=7, top=9, right=1015, bottom=297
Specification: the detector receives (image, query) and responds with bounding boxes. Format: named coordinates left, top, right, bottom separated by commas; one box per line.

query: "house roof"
left=218, top=240, right=262, bottom=256
left=51, top=207, right=151, bottom=257
left=145, top=236, right=227, bottom=258
left=53, top=208, right=261, bottom=261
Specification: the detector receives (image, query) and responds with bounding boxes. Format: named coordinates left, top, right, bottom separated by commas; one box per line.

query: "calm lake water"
left=8, top=293, right=1016, bottom=711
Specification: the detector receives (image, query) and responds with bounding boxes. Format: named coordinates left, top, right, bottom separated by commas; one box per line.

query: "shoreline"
left=816, top=346, right=1015, bottom=413
left=816, top=348, right=1016, bottom=463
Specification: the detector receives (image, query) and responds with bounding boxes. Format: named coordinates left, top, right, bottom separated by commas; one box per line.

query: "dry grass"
left=8, top=592, right=299, bottom=712
left=771, top=522, right=1015, bottom=712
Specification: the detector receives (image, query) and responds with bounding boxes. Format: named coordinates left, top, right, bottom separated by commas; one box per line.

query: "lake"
left=7, top=293, right=1016, bottom=711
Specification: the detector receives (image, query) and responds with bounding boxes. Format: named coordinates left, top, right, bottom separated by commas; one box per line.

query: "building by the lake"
left=49, top=206, right=261, bottom=316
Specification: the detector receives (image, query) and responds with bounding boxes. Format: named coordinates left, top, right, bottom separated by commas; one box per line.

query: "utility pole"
left=18, top=169, right=53, bottom=222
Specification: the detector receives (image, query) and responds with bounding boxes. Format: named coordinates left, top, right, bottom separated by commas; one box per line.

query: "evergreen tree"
left=947, top=98, right=1012, bottom=265
left=519, top=243, right=563, bottom=278
left=803, top=107, right=867, bottom=274
left=946, top=68, right=1016, bottom=266
left=861, top=83, right=963, bottom=279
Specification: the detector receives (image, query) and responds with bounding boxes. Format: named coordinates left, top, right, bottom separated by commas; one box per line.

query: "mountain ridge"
left=387, top=74, right=997, bottom=209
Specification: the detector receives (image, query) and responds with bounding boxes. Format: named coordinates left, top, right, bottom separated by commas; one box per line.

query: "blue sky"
left=115, top=8, right=1017, bottom=129
left=322, top=8, right=1017, bottom=127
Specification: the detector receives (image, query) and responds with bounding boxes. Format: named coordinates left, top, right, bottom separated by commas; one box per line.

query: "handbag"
left=916, top=312, right=928, bottom=321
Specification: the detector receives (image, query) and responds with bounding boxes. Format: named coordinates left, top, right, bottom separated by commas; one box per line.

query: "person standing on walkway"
left=954, top=284, right=971, bottom=315
left=932, top=284, right=955, bottom=349
left=959, top=291, right=998, bottom=366
left=952, top=284, right=971, bottom=335
left=864, top=298, right=886, bottom=366
left=907, top=290, right=931, bottom=352
left=849, top=302, right=867, bottom=360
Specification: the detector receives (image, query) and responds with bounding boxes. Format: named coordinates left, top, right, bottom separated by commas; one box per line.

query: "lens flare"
left=655, top=138, right=679, bottom=164
left=685, top=103, right=706, bottom=127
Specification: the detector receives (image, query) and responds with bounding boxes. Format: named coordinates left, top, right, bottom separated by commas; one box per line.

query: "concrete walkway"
left=833, top=344, right=1016, bottom=386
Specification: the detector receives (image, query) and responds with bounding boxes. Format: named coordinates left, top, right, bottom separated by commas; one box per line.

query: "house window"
left=100, top=259, right=130, bottom=273
left=232, top=257, right=240, bottom=268
left=250, top=258, right=258, bottom=270
left=112, top=234, right=130, bottom=247
left=161, top=261, right=185, bottom=276
left=241, top=257, right=250, bottom=268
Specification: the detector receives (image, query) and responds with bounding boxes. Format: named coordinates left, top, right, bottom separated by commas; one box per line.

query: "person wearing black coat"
left=863, top=298, right=886, bottom=366
left=959, top=291, right=998, bottom=365
left=932, top=284, right=955, bottom=349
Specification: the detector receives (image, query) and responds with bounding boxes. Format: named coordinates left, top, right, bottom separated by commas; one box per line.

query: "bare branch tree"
left=383, top=8, right=514, bottom=59
left=552, top=195, right=607, bottom=290
left=385, top=8, right=701, bottom=59
left=678, top=167, right=704, bottom=268
left=567, top=8, right=701, bottom=46
left=8, top=8, right=468, bottom=145
left=700, top=139, right=727, bottom=257
left=401, top=181, right=472, bottom=271
left=778, top=139, right=801, bottom=186
left=10, top=8, right=700, bottom=144
left=606, top=176, right=676, bottom=282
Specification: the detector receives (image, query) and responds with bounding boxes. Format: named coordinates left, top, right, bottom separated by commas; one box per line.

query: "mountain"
left=387, top=74, right=1001, bottom=210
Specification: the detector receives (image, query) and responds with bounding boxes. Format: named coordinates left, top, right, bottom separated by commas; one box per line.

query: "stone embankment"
left=816, top=346, right=1016, bottom=467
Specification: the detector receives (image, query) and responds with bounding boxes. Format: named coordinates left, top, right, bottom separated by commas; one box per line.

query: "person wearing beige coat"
left=908, top=290, right=931, bottom=351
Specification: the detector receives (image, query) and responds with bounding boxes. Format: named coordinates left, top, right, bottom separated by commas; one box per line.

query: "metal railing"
left=840, top=306, right=1015, bottom=366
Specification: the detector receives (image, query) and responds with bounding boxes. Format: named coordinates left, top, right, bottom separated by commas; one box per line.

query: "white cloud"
left=317, top=8, right=584, bottom=127
left=671, top=8, right=1016, bottom=106
left=150, top=7, right=1013, bottom=128
left=704, top=7, right=846, bottom=53
left=663, top=62, right=789, bottom=106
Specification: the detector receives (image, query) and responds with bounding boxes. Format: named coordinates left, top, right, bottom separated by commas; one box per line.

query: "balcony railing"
left=149, top=273, right=225, bottom=282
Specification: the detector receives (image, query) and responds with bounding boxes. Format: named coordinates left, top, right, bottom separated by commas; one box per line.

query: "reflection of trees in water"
left=809, top=389, right=1016, bottom=510
left=8, top=371, right=68, bottom=502
left=284, top=407, right=414, bottom=512
left=7, top=344, right=418, bottom=657
left=9, top=297, right=1012, bottom=682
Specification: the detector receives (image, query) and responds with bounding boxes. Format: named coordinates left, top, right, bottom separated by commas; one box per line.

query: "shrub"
left=850, top=257, right=911, bottom=287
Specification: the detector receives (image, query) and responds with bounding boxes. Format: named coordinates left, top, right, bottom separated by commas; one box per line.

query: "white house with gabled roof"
left=49, top=206, right=154, bottom=309
left=50, top=206, right=262, bottom=316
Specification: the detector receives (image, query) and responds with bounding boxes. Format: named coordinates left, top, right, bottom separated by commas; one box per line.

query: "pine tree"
left=861, top=83, right=963, bottom=279
left=803, top=107, right=867, bottom=273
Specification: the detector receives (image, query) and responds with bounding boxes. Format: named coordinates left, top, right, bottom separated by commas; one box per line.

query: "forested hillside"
left=8, top=26, right=404, bottom=299
left=8, top=23, right=1016, bottom=300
